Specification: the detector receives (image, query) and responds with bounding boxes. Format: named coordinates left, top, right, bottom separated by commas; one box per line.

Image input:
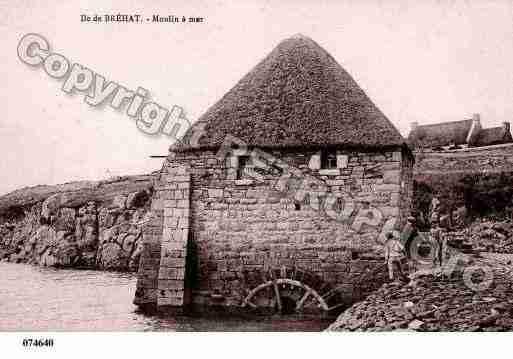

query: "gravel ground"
left=328, top=255, right=513, bottom=332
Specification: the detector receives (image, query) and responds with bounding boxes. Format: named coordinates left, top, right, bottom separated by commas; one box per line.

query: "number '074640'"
left=22, top=338, right=54, bottom=347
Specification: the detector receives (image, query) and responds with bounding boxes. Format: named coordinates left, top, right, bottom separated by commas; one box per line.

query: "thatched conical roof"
left=178, top=34, right=404, bottom=150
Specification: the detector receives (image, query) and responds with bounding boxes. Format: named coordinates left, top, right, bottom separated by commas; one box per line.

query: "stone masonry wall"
left=134, top=162, right=190, bottom=309
left=414, top=142, right=513, bottom=175
left=400, top=151, right=415, bottom=222
left=135, top=146, right=413, bottom=313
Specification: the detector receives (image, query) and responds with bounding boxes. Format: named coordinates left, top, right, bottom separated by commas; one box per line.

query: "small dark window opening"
left=321, top=149, right=337, bottom=169
left=334, top=197, right=344, bottom=213
left=237, top=155, right=250, bottom=179
left=294, top=203, right=301, bottom=211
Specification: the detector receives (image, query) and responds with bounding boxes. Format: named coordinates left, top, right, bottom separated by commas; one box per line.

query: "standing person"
left=430, top=197, right=440, bottom=221
left=384, top=232, right=407, bottom=282
left=440, top=230, right=448, bottom=266
left=401, top=216, right=419, bottom=272
left=430, top=218, right=443, bottom=267
left=401, top=216, right=418, bottom=258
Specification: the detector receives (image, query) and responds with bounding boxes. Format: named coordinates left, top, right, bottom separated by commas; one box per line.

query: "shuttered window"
left=237, top=155, right=250, bottom=179
left=320, top=149, right=337, bottom=169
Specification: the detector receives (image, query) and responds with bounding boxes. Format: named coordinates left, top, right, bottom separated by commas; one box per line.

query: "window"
left=237, top=155, right=250, bottom=179
left=320, top=149, right=337, bottom=169
left=334, top=197, right=344, bottom=213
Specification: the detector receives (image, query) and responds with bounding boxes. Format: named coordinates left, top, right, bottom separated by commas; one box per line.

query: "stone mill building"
left=134, top=35, right=414, bottom=316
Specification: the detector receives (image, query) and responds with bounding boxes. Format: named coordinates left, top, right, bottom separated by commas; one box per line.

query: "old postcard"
left=1, top=0, right=512, bottom=357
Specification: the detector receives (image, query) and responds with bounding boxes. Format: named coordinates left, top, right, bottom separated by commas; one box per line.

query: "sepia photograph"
left=1, top=0, right=512, bottom=357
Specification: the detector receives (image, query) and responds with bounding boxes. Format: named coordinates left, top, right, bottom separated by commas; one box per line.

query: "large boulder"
left=126, top=190, right=149, bottom=209
left=97, top=242, right=129, bottom=270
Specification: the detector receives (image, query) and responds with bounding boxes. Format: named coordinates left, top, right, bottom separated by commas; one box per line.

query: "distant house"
left=408, top=114, right=513, bottom=150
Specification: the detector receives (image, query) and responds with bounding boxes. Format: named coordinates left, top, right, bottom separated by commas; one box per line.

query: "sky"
left=1, top=0, right=513, bottom=195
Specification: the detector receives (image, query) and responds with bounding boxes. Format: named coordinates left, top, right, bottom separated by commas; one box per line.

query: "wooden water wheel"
left=241, top=266, right=346, bottom=315
left=242, top=278, right=329, bottom=314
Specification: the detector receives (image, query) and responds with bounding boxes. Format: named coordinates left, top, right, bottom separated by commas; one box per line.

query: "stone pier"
left=134, top=162, right=191, bottom=311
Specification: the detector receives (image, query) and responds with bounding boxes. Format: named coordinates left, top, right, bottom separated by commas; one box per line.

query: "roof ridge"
left=480, top=125, right=504, bottom=131
left=178, top=35, right=405, bottom=150
left=288, top=33, right=310, bottom=40
left=416, top=119, right=472, bottom=128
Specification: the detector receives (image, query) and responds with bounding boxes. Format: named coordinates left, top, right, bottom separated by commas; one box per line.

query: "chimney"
left=466, top=113, right=482, bottom=146
left=502, top=121, right=510, bottom=134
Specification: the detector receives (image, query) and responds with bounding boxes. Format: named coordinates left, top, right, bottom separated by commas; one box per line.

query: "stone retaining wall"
left=414, top=143, right=513, bottom=175
left=412, top=143, right=513, bottom=219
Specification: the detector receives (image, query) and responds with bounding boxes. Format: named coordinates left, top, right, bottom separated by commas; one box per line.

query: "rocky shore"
left=465, top=219, right=513, bottom=254
left=328, top=256, right=513, bottom=331
left=0, top=174, right=156, bottom=271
